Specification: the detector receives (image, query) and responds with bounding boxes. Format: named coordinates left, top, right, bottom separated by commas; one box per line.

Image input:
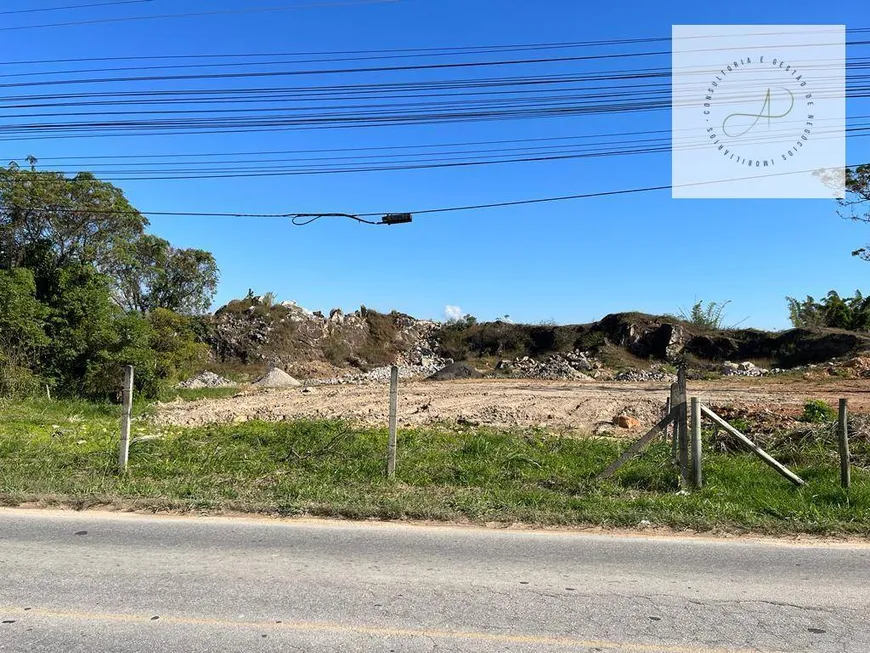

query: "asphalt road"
left=1, top=510, right=869, bottom=652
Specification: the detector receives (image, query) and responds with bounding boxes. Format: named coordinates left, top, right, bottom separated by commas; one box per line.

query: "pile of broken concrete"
left=614, top=367, right=678, bottom=382
left=720, top=361, right=770, bottom=377
left=494, top=350, right=600, bottom=381
left=177, top=371, right=235, bottom=389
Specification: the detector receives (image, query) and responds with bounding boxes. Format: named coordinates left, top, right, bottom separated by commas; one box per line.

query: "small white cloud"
left=444, top=305, right=463, bottom=321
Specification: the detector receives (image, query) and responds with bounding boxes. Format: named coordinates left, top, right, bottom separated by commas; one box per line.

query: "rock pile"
left=614, top=368, right=678, bottom=382
left=314, top=360, right=447, bottom=385
left=495, top=351, right=598, bottom=380
left=177, top=371, right=234, bottom=389
left=721, top=361, right=770, bottom=377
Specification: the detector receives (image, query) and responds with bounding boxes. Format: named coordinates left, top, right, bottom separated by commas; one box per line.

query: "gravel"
left=252, top=368, right=302, bottom=388
left=428, top=362, right=483, bottom=381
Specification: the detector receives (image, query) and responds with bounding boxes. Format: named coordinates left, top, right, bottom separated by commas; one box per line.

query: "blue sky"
left=3, top=0, right=868, bottom=329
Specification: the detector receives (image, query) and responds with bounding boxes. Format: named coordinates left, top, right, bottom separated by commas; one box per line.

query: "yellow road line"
left=1, top=606, right=782, bottom=653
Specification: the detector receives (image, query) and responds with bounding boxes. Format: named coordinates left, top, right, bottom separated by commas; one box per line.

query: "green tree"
left=81, top=311, right=158, bottom=399
left=835, top=164, right=870, bottom=260
left=108, top=234, right=218, bottom=314
left=0, top=162, right=147, bottom=272
left=38, top=264, right=123, bottom=395
left=786, top=290, right=870, bottom=331
left=0, top=162, right=219, bottom=398
left=0, top=268, right=48, bottom=394
left=146, top=307, right=209, bottom=384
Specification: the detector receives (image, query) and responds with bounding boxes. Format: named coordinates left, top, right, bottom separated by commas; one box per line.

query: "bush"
left=0, top=263, right=208, bottom=400
left=678, top=300, right=732, bottom=330
left=81, top=308, right=209, bottom=400
left=800, top=399, right=836, bottom=423
left=38, top=264, right=125, bottom=396
left=0, top=268, right=48, bottom=397
left=787, top=290, right=870, bottom=331
left=146, top=308, right=209, bottom=384
left=0, top=358, right=43, bottom=397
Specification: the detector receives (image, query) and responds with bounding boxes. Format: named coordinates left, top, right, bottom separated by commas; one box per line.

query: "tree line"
left=0, top=160, right=217, bottom=399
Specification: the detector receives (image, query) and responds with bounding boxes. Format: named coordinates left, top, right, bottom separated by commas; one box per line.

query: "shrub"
left=678, top=300, right=732, bottom=330
left=0, top=268, right=48, bottom=396
left=787, top=290, right=870, bottom=331
left=800, top=399, right=836, bottom=423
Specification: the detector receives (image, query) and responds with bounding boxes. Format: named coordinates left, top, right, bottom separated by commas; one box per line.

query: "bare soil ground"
left=154, top=377, right=870, bottom=434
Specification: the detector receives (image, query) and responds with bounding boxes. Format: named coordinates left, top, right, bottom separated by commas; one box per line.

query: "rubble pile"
left=314, top=360, right=448, bottom=385
left=721, top=361, right=770, bottom=377
left=495, top=351, right=598, bottom=380
left=207, top=296, right=440, bottom=373
left=177, top=371, right=234, bottom=389
left=614, top=367, right=678, bottom=382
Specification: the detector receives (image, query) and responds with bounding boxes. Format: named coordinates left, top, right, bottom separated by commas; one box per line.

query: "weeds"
left=1, top=399, right=868, bottom=534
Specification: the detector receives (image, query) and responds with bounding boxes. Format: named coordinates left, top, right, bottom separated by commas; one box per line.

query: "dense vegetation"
left=0, top=161, right=217, bottom=399
left=787, top=290, right=870, bottom=331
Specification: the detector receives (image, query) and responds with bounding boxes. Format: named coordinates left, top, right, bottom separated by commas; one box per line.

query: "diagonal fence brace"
left=598, top=409, right=677, bottom=481
left=701, top=404, right=805, bottom=487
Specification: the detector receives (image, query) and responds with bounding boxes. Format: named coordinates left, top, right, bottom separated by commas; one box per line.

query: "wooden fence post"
left=690, top=397, right=703, bottom=489
left=676, top=368, right=689, bottom=487
left=668, top=384, right=678, bottom=466
left=118, top=365, right=134, bottom=472
left=386, top=365, right=398, bottom=477
left=838, top=398, right=850, bottom=490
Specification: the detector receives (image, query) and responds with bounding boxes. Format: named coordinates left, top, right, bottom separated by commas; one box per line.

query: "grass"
left=1, top=398, right=869, bottom=535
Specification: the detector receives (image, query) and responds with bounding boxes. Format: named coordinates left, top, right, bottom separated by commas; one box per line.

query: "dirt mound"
left=205, top=297, right=440, bottom=372
left=428, top=362, right=483, bottom=381
left=252, top=367, right=302, bottom=388
left=177, top=371, right=234, bottom=389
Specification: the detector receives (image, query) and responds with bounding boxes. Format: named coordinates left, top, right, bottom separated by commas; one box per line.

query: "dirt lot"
left=155, top=378, right=870, bottom=433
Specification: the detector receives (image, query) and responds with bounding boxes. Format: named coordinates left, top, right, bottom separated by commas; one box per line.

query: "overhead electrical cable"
left=14, top=162, right=864, bottom=222
left=0, top=0, right=397, bottom=31
left=0, top=0, right=154, bottom=16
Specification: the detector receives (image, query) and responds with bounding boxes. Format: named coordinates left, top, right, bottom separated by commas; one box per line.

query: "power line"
left=10, top=184, right=670, bottom=219
left=14, top=164, right=864, bottom=221
left=375, top=185, right=673, bottom=217
left=0, top=0, right=396, bottom=32
left=3, top=43, right=863, bottom=90
left=3, top=25, right=867, bottom=57
left=0, top=70, right=861, bottom=141
left=0, top=0, right=154, bottom=16
left=5, top=115, right=865, bottom=181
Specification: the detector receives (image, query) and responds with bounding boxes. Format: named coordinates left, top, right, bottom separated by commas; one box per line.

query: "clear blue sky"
left=3, top=0, right=868, bottom=329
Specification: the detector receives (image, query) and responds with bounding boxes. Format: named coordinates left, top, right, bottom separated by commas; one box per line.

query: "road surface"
left=1, top=509, right=868, bottom=652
